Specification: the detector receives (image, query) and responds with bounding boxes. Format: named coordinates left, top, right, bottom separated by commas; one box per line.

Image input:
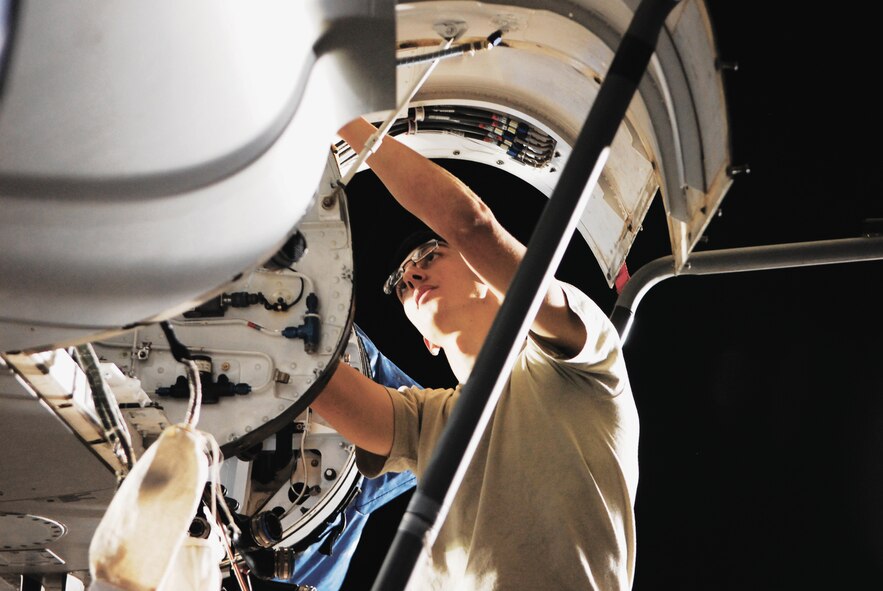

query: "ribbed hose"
left=74, top=343, right=136, bottom=474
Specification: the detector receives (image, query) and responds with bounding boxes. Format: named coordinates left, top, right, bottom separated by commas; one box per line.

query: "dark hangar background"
left=329, top=2, right=882, bottom=590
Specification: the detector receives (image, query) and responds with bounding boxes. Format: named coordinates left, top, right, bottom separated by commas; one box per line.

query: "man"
left=311, top=117, right=639, bottom=590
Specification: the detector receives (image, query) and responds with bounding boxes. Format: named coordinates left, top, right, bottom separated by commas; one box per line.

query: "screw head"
left=726, top=164, right=751, bottom=177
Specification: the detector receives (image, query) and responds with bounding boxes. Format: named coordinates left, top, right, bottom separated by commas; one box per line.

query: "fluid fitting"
left=282, top=293, right=320, bottom=353
left=155, top=355, right=251, bottom=403
left=232, top=510, right=284, bottom=552
left=240, top=547, right=317, bottom=589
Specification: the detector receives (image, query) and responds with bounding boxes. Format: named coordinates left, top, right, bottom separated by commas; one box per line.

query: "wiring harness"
left=336, top=105, right=557, bottom=169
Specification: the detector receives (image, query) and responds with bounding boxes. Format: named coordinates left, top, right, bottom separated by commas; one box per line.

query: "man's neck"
left=441, top=312, right=496, bottom=384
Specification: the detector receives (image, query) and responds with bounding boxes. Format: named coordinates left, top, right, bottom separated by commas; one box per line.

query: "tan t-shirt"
left=357, top=283, right=639, bottom=590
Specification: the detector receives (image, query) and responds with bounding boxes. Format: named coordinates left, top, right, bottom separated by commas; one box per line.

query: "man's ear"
left=423, top=337, right=441, bottom=356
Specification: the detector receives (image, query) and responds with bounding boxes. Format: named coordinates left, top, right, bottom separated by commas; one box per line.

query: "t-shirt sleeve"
left=355, top=384, right=457, bottom=478
left=527, top=281, right=628, bottom=391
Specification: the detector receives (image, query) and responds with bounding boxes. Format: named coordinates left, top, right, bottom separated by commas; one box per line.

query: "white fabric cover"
left=157, top=517, right=225, bottom=591
left=89, top=425, right=209, bottom=591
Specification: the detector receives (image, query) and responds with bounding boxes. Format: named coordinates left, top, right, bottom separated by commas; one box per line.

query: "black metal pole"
left=610, top=235, right=883, bottom=342
left=369, top=1, right=681, bottom=589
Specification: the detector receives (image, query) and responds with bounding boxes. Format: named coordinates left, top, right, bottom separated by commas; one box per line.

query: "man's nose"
left=402, top=263, right=426, bottom=290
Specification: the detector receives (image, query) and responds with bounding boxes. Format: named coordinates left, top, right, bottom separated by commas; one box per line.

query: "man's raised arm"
left=338, top=117, right=586, bottom=356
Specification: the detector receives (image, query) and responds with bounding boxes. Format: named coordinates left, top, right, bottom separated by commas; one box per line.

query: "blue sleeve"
left=280, top=325, right=418, bottom=590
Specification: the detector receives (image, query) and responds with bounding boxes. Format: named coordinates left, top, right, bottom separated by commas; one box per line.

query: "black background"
left=332, top=2, right=883, bottom=589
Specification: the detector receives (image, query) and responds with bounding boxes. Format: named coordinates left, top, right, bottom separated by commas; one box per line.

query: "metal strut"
left=610, top=235, right=883, bottom=343
left=368, top=1, right=682, bottom=590
left=340, top=30, right=503, bottom=188
left=395, top=30, right=503, bottom=67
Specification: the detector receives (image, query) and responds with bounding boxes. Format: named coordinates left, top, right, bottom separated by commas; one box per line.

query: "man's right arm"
left=337, top=117, right=587, bottom=357
left=310, top=363, right=395, bottom=457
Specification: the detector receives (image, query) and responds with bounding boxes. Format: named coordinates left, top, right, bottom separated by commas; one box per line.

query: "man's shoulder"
left=389, top=383, right=461, bottom=414
left=557, top=281, right=612, bottom=329
left=525, top=281, right=627, bottom=381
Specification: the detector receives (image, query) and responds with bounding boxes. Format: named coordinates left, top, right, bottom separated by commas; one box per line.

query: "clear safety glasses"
left=383, top=239, right=442, bottom=295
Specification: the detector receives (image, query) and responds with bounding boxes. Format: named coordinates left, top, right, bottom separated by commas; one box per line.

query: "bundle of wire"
left=336, top=105, right=557, bottom=168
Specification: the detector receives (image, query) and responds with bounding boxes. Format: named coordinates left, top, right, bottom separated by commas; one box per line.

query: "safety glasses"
left=383, top=239, right=442, bottom=295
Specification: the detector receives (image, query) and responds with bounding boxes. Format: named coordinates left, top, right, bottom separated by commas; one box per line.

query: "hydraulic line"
left=340, top=31, right=506, bottom=187
left=610, top=235, right=883, bottom=343
left=394, top=31, right=503, bottom=67
left=339, top=37, right=455, bottom=187
left=159, top=321, right=203, bottom=428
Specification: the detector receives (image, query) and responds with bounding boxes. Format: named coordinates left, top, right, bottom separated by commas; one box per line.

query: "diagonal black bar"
left=369, top=1, right=681, bottom=589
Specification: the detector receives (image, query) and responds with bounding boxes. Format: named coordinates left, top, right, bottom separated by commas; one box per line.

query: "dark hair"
left=386, top=227, right=445, bottom=277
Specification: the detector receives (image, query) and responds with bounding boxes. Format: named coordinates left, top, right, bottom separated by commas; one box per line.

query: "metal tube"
left=340, top=37, right=454, bottom=188
left=395, top=31, right=503, bottom=67
left=369, top=2, right=681, bottom=589
left=610, top=235, right=883, bottom=342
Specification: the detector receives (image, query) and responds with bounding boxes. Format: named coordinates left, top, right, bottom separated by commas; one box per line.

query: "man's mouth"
left=414, top=286, right=436, bottom=308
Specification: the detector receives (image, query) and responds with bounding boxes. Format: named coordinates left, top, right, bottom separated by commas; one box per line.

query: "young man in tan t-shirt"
left=311, top=117, right=639, bottom=590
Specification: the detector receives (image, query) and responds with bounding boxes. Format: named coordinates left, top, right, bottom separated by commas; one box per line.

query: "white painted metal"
left=1, top=151, right=363, bottom=576
left=378, top=0, right=731, bottom=282
left=0, top=0, right=395, bottom=352
left=0, top=357, right=117, bottom=575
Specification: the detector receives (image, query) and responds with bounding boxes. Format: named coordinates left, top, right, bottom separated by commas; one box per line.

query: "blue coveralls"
left=282, top=325, right=417, bottom=590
